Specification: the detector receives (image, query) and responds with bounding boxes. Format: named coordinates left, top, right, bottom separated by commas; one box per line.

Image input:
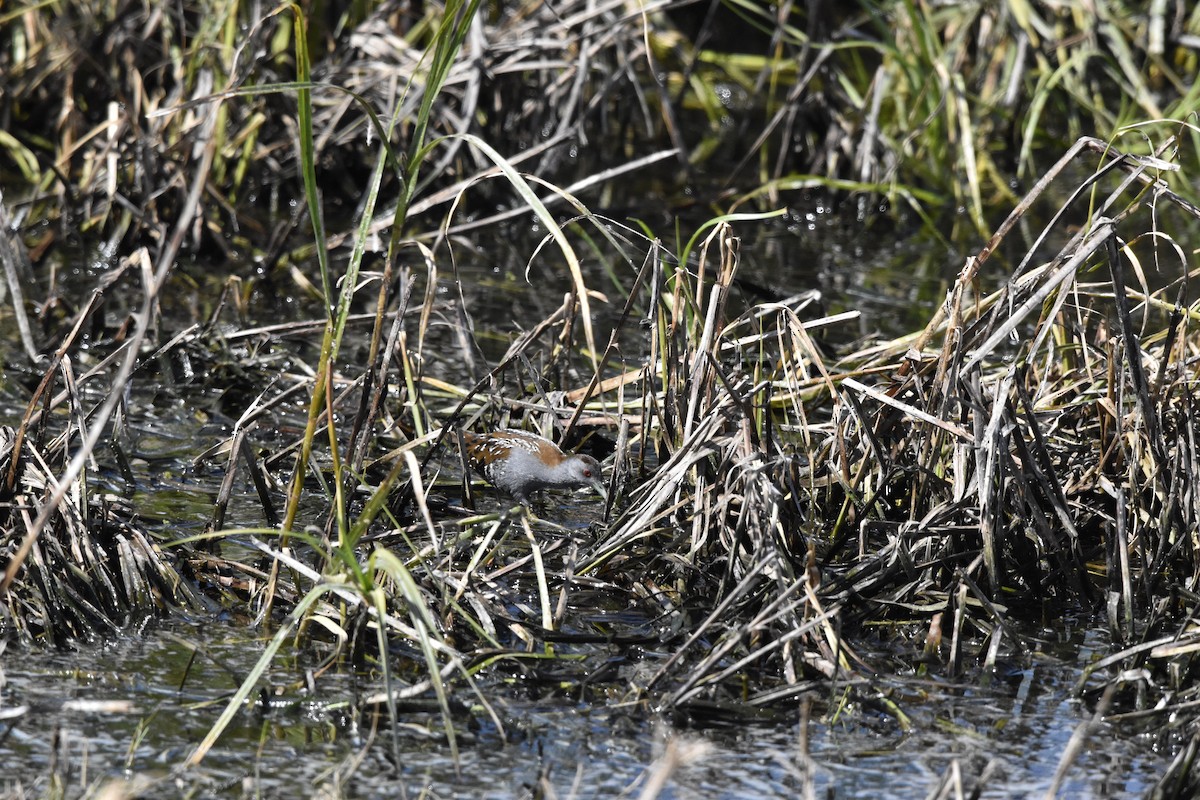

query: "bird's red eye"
left=583, top=469, right=592, bottom=477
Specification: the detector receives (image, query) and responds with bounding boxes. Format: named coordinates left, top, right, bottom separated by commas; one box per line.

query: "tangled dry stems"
left=5, top=2, right=1200, bottom=785
left=6, top=135, right=1200, bottom=739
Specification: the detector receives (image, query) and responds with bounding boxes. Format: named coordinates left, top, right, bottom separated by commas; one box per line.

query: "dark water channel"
left=0, top=208, right=1180, bottom=797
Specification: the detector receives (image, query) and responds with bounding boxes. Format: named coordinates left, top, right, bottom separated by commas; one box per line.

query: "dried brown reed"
left=0, top=267, right=212, bottom=642
left=10, top=129, right=1200, bottom=741
left=562, top=134, right=1200, bottom=732
left=258, top=128, right=1200, bottom=743
left=6, top=0, right=1200, bottom=780
left=8, top=0, right=1194, bottom=262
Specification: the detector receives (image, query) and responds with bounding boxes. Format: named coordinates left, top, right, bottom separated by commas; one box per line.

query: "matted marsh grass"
left=5, top=0, right=1200, bottom=793
left=9, top=130, right=1200, bottom=783
left=285, top=130, right=1200, bottom=778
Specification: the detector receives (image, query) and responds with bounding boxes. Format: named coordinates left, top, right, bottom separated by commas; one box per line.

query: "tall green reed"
left=194, top=0, right=484, bottom=766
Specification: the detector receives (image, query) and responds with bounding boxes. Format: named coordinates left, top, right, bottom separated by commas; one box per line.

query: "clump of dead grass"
left=84, top=129, right=1200, bottom=747
left=6, top=0, right=1200, bottom=783
left=558, top=133, right=1200, bottom=731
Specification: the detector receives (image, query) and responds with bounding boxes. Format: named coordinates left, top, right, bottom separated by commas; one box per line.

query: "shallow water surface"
left=0, top=614, right=1171, bottom=798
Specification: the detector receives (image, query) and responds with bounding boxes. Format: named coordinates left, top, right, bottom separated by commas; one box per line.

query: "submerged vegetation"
left=3, top=0, right=1200, bottom=795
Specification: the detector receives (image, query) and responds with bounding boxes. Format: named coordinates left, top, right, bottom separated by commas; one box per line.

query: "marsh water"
left=0, top=207, right=1182, bottom=797
left=1, top=614, right=1168, bottom=797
